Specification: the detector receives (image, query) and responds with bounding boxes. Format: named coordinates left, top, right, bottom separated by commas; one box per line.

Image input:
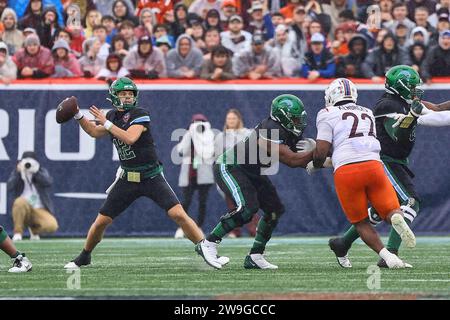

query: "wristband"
left=104, top=120, right=113, bottom=131
left=74, top=111, right=84, bottom=120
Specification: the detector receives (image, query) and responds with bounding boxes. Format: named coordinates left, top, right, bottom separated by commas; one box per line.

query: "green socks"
left=0, top=229, right=7, bottom=243
left=342, top=225, right=359, bottom=248
left=250, top=218, right=277, bottom=254
left=208, top=223, right=229, bottom=243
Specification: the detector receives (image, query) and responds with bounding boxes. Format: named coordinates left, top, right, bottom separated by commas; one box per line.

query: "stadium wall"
left=0, top=81, right=449, bottom=236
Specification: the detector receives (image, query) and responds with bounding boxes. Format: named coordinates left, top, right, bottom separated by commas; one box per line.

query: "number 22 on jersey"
left=342, top=112, right=376, bottom=139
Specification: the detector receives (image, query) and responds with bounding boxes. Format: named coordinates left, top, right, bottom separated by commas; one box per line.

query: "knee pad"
left=220, top=205, right=258, bottom=229
left=401, top=198, right=420, bottom=223
left=368, top=208, right=383, bottom=226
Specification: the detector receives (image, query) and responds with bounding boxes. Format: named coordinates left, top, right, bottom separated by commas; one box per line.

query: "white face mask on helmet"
left=324, top=78, right=358, bottom=107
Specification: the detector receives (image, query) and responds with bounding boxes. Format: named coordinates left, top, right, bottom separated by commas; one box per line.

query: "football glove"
left=306, top=157, right=333, bottom=175
left=296, top=138, right=316, bottom=153
left=410, top=99, right=424, bottom=117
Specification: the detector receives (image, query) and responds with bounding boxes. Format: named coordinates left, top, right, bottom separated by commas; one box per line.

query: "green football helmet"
left=270, top=94, right=307, bottom=137
left=385, top=65, right=424, bottom=103
left=108, top=77, right=139, bottom=110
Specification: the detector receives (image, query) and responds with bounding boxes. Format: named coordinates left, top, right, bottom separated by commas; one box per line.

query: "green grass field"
left=1, top=237, right=449, bottom=299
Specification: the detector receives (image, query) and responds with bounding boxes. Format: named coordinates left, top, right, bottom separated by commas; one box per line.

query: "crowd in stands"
left=1, top=0, right=450, bottom=84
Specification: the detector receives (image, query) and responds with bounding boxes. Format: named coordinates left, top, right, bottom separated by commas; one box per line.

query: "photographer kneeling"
left=8, top=152, right=58, bottom=241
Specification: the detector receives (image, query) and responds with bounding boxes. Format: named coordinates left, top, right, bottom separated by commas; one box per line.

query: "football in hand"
left=56, top=96, right=79, bottom=124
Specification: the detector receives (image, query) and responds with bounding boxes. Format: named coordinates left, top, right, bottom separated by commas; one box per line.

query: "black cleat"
left=377, top=249, right=398, bottom=268
left=329, top=237, right=352, bottom=268
left=64, top=251, right=91, bottom=269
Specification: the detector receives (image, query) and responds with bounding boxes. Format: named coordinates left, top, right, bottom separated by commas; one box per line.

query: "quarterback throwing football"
left=64, top=77, right=212, bottom=269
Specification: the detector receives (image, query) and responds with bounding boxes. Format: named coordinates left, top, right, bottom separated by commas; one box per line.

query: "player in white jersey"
left=316, top=102, right=381, bottom=171
left=308, top=78, right=416, bottom=269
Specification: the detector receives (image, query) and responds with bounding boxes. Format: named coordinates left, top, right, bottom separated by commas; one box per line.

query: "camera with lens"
left=196, top=123, right=206, bottom=134
left=25, top=162, right=32, bottom=169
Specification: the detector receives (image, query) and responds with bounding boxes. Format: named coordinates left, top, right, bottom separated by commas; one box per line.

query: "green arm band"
left=384, top=117, right=417, bottom=144
left=383, top=118, right=399, bottom=141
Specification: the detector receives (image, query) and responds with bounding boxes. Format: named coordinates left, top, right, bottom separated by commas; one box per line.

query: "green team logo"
left=113, top=138, right=136, bottom=161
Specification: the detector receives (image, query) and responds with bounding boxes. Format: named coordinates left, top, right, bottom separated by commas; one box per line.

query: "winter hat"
left=21, top=151, right=37, bottom=160
left=24, top=34, right=40, bottom=46
left=52, top=39, right=70, bottom=52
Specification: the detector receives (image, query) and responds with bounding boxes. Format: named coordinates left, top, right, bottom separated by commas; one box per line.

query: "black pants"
left=214, top=164, right=285, bottom=221
left=99, top=173, right=180, bottom=219
left=182, top=181, right=212, bottom=227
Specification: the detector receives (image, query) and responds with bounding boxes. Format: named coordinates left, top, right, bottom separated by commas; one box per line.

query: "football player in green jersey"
left=196, top=94, right=321, bottom=269
left=64, top=77, right=213, bottom=269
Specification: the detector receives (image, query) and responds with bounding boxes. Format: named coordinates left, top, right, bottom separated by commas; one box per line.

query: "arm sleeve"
left=301, top=63, right=310, bottom=78
left=34, top=168, right=53, bottom=188
left=7, top=170, right=20, bottom=191
left=264, top=13, right=274, bottom=39
left=264, top=51, right=281, bottom=77
left=166, top=55, right=184, bottom=78
left=418, top=111, right=450, bottom=127
left=200, top=62, right=213, bottom=80
left=319, top=61, right=336, bottom=78
left=316, top=109, right=333, bottom=143
left=176, top=131, right=192, bottom=156
left=232, top=54, right=249, bottom=78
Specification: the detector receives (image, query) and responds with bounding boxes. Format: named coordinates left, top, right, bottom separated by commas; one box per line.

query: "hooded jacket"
left=112, top=0, right=139, bottom=26
left=1, top=8, right=24, bottom=55
left=78, top=37, right=105, bottom=77
left=361, top=32, right=411, bottom=78
left=13, top=35, right=55, bottom=78
left=204, top=9, right=222, bottom=32
left=19, top=0, right=43, bottom=31
left=39, top=6, right=62, bottom=49
left=171, top=3, right=189, bottom=40
left=0, top=41, right=17, bottom=80
left=409, top=42, right=427, bottom=78
left=8, top=156, right=55, bottom=214
left=123, top=40, right=167, bottom=78
left=177, top=113, right=215, bottom=187
left=96, top=53, right=129, bottom=80
left=93, top=0, right=135, bottom=17
left=421, top=41, right=450, bottom=80
left=336, top=34, right=368, bottom=78
left=233, top=44, right=281, bottom=78
left=12, top=0, right=64, bottom=26
left=134, top=8, right=156, bottom=39
left=408, top=26, right=430, bottom=47
left=268, top=26, right=304, bottom=77
left=52, top=39, right=82, bottom=77
left=200, top=54, right=235, bottom=80
left=166, top=34, right=204, bottom=78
